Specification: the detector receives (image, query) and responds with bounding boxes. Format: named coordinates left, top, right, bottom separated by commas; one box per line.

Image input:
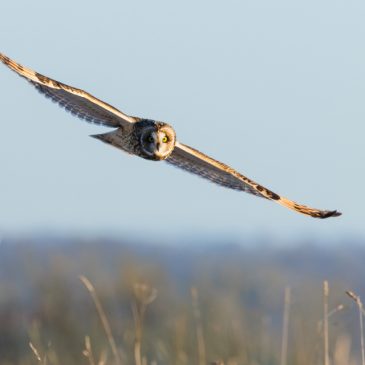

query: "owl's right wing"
left=0, top=53, right=137, bottom=128
left=166, top=142, right=341, bottom=219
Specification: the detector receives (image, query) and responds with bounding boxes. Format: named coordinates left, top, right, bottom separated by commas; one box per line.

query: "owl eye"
left=162, top=136, right=168, bottom=143
left=147, top=136, right=154, bottom=143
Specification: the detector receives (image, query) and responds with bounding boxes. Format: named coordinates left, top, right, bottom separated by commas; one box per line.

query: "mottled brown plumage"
left=0, top=52, right=341, bottom=218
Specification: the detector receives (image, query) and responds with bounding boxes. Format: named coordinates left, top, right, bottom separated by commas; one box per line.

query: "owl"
left=0, top=53, right=341, bottom=219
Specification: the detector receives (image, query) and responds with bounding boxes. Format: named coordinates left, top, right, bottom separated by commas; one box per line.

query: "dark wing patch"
left=166, top=142, right=341, bottom=219
left=0, top=53, right=136, bottom=128
left=167, top=142, right=265, bottom=197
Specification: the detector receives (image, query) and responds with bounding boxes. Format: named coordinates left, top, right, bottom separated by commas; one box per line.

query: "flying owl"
left=0, top=53, right=341, bottom=219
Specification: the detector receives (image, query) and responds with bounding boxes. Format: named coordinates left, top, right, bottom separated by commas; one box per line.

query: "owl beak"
left=155, top=142, right=165, bottom=159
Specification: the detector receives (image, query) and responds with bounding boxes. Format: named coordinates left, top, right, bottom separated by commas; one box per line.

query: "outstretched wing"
left=0, top=53, right=136, bottom=128
left=166, top=142, right=341, bottom=219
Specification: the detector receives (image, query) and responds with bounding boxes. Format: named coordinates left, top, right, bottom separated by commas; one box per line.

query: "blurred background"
left=0, top=0, right=364, bottom=364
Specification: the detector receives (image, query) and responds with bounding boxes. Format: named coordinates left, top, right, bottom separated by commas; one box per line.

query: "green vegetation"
left=0, top=237, right=364, bottom=365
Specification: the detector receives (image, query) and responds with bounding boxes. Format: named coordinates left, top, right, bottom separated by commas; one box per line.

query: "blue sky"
left=0, top=1, right=363, bottom=241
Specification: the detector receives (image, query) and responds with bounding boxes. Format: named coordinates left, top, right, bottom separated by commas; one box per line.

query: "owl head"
left=138, top=120, right=176, bottom=160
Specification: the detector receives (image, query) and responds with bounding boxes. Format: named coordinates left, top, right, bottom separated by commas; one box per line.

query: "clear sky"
left=0, top=0, right=363, bottom=241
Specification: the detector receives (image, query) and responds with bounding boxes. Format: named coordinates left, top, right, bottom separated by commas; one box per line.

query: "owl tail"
left=90, top=129, right=124, bottom=150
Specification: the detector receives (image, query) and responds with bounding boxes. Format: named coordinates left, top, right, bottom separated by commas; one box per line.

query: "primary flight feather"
left=0, top=53, right=341, bottom=219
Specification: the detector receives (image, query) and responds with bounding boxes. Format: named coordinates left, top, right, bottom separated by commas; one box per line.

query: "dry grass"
left=324, top=280, right=330, bottom=365
left=131, top=282, right=157, bottom=365
left=80, top=275, right=122, bottom=365
left=346, top=291, right=365, bottom=365
left=191, top=287, right=206, bottom=365
left=74, top=277, right=365, bottom=365
left=280, top=286, right=290, bottom=365
left=0, top=239, right=365, bottom=364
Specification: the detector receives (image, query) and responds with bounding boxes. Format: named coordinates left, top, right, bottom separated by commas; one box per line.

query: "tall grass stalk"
left=317, top=304, right=345, bottom=334
left=82, top=336, right=96, bottom=365
left=280, top=286, right=291, bottom=365
left=79, top=275, right=121, bottom=365
left=29, top=341, right=44, bottom=364
left=131, top=301, right=143, bottom=365
left=191, top=287, right=206, bottom=365
left=323, top=280, right=330, bottom=365
left=132, top=283, right=157, bottom=365
left=346, top=290, right=365, bottom=365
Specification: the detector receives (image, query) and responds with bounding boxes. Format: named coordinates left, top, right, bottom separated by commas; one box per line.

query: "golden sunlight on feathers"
left=0, top=52, right=341, bottom=218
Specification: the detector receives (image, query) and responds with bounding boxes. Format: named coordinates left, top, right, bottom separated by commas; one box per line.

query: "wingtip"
left=0, top=53, right=10, bottom=65
left=320, top=210, right=342, bottom=219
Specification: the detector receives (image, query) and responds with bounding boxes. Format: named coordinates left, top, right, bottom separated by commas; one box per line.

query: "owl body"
left=92, top=119, right=176, bottom=161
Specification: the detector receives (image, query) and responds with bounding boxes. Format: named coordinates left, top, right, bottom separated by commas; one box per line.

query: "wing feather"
left=0, top=53, right=136, bottom=128
left=167, top=142, right=341, bottom=219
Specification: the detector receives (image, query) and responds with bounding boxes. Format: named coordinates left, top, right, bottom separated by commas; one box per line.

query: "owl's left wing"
left=0, top=53, right=136, bottom=128
left=166, top=142, right=341, bottom=219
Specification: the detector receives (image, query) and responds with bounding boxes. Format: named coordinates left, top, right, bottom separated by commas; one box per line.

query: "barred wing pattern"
left=167, top=142, right=341, bottom=219
left=0, top=53, right=136, bottom=128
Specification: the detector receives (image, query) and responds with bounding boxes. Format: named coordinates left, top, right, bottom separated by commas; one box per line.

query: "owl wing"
left=0, top=53, right=136, bottom=128
left=166, top=142, right=341, bottom=219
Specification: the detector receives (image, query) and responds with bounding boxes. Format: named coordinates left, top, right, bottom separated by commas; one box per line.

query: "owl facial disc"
left=140, top=122, right=176, bottom=160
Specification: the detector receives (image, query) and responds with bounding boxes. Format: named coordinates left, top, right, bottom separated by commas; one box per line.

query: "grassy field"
left=0, top=236, right=364, bottom=365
